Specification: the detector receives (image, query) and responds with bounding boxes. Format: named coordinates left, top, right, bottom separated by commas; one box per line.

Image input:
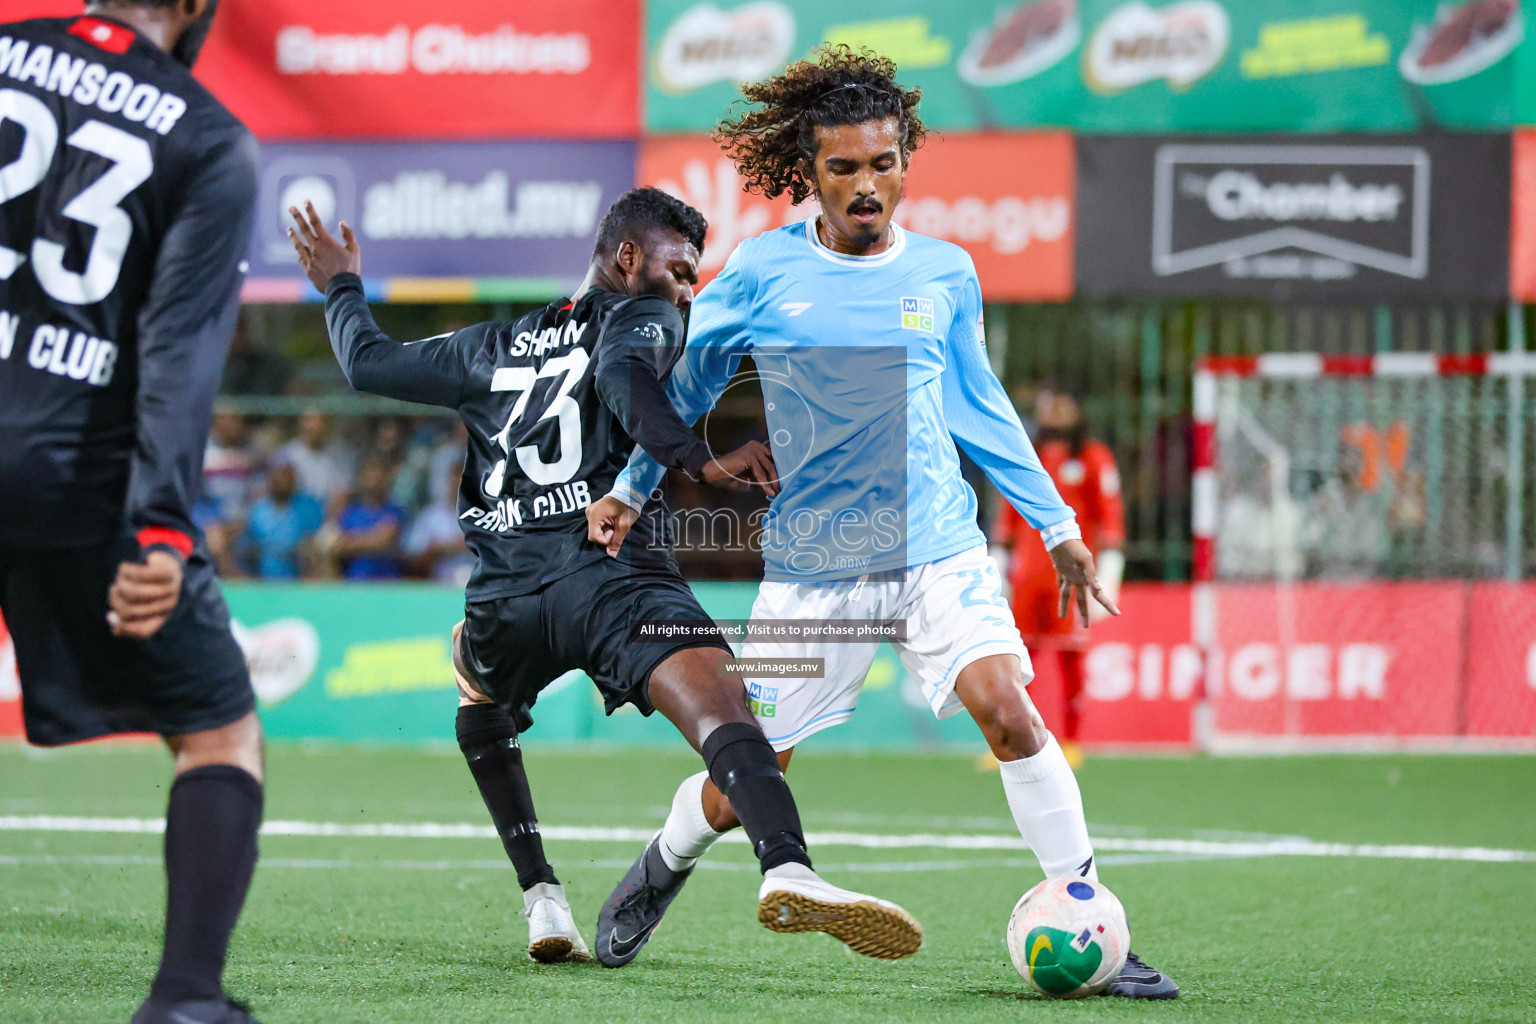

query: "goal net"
left=1191, top=353, right=1536, bottom=749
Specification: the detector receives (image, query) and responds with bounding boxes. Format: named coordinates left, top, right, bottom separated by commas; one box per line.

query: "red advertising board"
left=639, top=133, right=1075, bottom=301
left=1028, top=582, right=1534, bottom=747
left=1207, top=583, right=1465, bottom=739
left=0, top=613, right=20, bottom=739
left=1463, top=583, right=1536, bottom=738
left=4, top=1, right=640, bottom=140
left=1036, top=584, right=1199, bottom=747
left=1513, top=130, right=1536, bottom=300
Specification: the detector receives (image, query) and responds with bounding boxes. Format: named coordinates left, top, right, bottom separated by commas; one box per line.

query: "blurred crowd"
left=197, top=410, right=473, bottom=585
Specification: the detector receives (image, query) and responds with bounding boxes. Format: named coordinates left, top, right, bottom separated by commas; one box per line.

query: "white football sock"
left=658, top=771, right=724, bottom=873
left=523, top=881, right=566, bottom=911
left=763, top=862, right=818, bottom=883
left=997, top=734, right=1099, bottom=881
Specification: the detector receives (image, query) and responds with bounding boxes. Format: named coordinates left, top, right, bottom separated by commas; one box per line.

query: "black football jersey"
left=323, top=274, right=713, bottom=600
left=0, top=16, right=257, bottom=549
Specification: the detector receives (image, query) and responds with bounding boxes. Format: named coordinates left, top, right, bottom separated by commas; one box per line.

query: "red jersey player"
left=992, top=384, right=1125, bottom=766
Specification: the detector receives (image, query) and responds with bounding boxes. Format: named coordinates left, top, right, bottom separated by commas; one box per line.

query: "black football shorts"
left=0, top=542, right=254, bottom=746
left=458, top=557, right=733, bottom=734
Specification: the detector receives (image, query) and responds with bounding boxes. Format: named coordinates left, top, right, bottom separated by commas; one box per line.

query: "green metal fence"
left=989, top=301, right=1525, bottom=581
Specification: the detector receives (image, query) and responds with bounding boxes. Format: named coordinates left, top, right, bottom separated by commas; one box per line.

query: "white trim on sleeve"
left=608, top=484, right=647, bottom=514
left=1039, top=517, right=1082, bottom=551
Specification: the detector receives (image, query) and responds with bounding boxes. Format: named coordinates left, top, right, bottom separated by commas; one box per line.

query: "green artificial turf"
left=2, top=743, right=1533, bottom=1023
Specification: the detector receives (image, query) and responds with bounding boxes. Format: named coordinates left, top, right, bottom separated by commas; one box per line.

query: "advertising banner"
left=640, top=133, right=1075, bottom=301
left=1058, top=583, right=1200, bottom=746
left=1462, top=583, right=1536, bottom=738
left=1207, top=583, right=1465, bottom=739
left=6, top=1, right=640, bottom=139
left=243, top=140, right=636, bottom=300
left=5, top=582, right=1531, bottom=747
left=0, top=614, right=19, bottom=738
left=643, top=0, right=1521, bottom=133
left=223, top=583, right=988, bottom=750
left=207, top=1, right=639, bottom=140
left=1512, top=129, right=1536, bottom=299
left=1076, top=133, right=1511, bottom=300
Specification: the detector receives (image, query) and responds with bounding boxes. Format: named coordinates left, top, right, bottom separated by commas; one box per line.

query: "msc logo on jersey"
left=900, top=297, right=934, bottom=332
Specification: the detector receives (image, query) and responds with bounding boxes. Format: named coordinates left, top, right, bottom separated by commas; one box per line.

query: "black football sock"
left=457, top=703, right=558, bottom=890
left=701, top=722, right=812, bottom=873
left=149, top=764, right=263, bottom=1004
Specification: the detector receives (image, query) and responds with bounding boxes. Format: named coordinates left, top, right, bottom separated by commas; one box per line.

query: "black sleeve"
left=123, top=129, right=258, bottom=550
left=592, top=295, right=713, bottom=480
left=323, top=273, right=480, bottom=408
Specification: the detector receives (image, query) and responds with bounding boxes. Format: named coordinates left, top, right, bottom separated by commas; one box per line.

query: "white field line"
left=0, top=853, right=1206, bottom=873
left=1, top=815, right=1533, bottom=865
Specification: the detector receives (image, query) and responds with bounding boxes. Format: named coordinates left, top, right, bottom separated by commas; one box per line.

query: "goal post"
left=1190, top=351, right=1536, bottom=751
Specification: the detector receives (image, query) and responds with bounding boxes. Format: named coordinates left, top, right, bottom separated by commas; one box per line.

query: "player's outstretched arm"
left=593, top=297, right=778, bottom=496
left=606, top=245, right=757, bottom=515
left=585, top=440, right=777, bottom=558
left=938, top=269, right=1116, bottom=624
left=289, top=202, right=475, bottom=408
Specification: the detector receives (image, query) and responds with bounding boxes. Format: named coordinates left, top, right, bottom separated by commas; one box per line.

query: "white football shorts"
left=740, top=544, right=1032, bottom=750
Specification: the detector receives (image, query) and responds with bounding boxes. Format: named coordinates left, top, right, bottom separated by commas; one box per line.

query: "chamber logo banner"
left=1152, top=144, right=1427, bottom=284
left=1077, top=134, right=1510, bottom=299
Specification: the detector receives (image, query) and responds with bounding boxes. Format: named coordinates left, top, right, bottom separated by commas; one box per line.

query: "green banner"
left=226, top=583, right=983, bottom=750
left=645, top=0, right=1521, bottom=133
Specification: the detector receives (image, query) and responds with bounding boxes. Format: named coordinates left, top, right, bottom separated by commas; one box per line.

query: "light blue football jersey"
left=611, top=218, right=1078, bottom=582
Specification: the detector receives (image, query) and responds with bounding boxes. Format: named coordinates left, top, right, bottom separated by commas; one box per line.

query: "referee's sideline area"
left=2, top=814, right=1532, bottom=865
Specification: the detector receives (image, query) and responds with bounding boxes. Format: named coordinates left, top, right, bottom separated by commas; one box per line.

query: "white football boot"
left=757, top=864, right=923, bottom=960
left=524, top=882, right=592, bottom=963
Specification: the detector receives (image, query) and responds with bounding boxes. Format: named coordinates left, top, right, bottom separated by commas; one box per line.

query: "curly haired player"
left=586, top=46, right=1177, bottom=997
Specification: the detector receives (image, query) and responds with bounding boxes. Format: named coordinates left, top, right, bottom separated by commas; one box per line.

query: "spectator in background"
left=241, top=460, right=323, bottom=579
left=992, top=383, right=1125, bottom=769
left=404, top=464, right=473, bottom=587
left=429, top=420, right=469, bottom=495
left=1301, top=438, right=1392, bottom=580
left=326, top=458, right=406, bottom=580
left=391, top=419, right=452, bottom=513
left=1217, top=459, right=1303, bottom=581
left=278, top=409, right=356, bottom=508
left=201, top=412, right=257, bottom=577
left=221, top=318, right=294, bottom=395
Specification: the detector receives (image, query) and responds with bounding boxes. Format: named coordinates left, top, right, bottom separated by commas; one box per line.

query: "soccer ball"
left=1006, top=877, right=1130, bottom=998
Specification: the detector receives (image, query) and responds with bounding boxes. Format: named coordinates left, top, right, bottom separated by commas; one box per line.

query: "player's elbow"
left=339, top=348, right=387, bottom=397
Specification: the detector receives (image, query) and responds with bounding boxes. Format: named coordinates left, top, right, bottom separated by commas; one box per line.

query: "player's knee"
left=456, top=673, right=494, bottom=707
left=167, top=711, right=265, bottom=782
left=647, top=647, right=755, bottom=748
left=962, top=668, right=1048, bottom=761
left=451, top=621, right=496, bottom=706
